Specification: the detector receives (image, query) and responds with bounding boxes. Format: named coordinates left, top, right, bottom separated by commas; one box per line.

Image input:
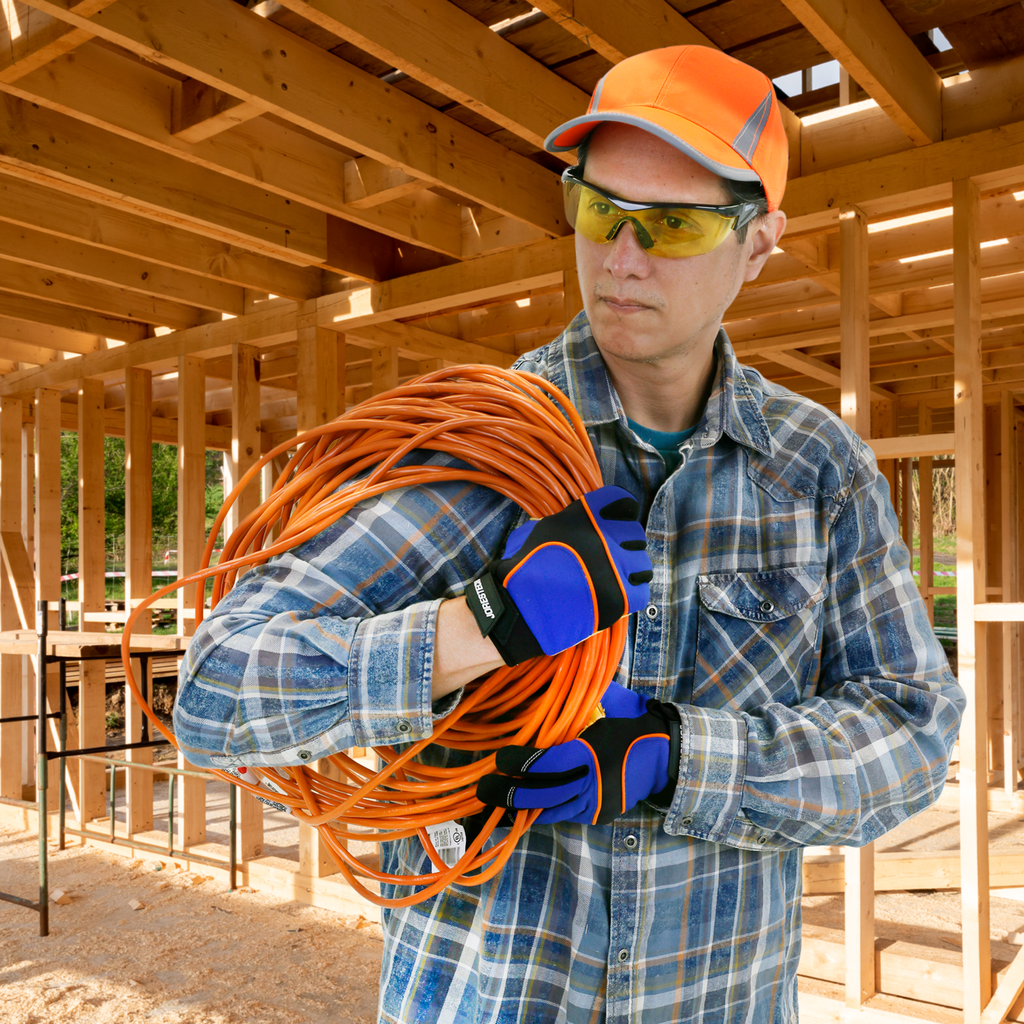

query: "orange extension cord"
left=122, top=365, right=626, bottom=907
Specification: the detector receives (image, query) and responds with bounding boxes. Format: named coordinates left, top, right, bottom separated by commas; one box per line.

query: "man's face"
left=575, top=123, right=777, bottom=369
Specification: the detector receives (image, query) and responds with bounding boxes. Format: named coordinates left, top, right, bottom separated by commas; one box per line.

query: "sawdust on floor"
left=0, top=819, right=383, bottom=1024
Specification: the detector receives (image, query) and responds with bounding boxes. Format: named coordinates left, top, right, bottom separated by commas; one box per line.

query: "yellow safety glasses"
left=562, top=167, right=761, bottom=258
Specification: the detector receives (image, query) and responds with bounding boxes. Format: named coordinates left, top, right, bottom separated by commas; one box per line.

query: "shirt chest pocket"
left=692, top=567, right=827, bottom=711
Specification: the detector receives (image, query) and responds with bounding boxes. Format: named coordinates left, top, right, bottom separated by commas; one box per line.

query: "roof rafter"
left=0, top=174, right=321, bottom=301
left=0, top=0, right=114, bottom=83
left=777, top=0, right=942, bottom=146
left=21, top=0, right=568, bottom=235
left=275, top=0, right=589, bottom=153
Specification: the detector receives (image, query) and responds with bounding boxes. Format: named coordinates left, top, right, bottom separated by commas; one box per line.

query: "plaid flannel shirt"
left=175, top=314, right=964, bottom=1024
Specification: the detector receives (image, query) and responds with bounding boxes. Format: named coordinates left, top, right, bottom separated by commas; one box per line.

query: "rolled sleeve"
left=347, top=598, right=446, bottom=746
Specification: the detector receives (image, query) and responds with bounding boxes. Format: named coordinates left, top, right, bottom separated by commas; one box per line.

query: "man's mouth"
left=599, top=296, right=653, bottom=312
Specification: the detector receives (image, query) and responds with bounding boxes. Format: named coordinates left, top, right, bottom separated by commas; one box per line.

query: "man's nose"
left=603, top=219, right=653, bottom=277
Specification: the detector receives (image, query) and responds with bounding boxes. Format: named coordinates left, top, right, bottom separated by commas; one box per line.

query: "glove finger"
left=476, top=772, right=588, bottom=810
left=495, top=742, right=592, bottom=778
left=592, top=486, right=641, bottom=522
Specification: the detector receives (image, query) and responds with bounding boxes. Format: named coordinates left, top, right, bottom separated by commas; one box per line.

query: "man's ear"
left=742, top=210, right=787, bottom=283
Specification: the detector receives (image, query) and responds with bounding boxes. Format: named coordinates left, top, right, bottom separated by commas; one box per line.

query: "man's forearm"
left=432, top=596, right=505, bottom=701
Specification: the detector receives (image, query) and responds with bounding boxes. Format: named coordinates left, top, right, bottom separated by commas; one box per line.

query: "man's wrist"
left=431, top=596, right=505, bottom=701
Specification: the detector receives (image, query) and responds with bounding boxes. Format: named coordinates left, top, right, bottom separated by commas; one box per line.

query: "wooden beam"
left=866, top=433, right=955, bottom=460
left=4, top=40, right=467, bottom=260
left=32, top=388, right=59, bottom=601
left=0, top=174, right=321, bottom=301
left=348, top=321, right=515, bottom=369
left=171, top=78, right=263, bottom=144
left=0, top=221, right=245, bottom=315
left=0, top=92, right=328, bottom=265
left=783, top=117, right=1024, bottom=234
left=24, top=0, right=567, bottom=235
left=954, top=176, right=991, bottom=1023
left=981, top=943, right=1024, bottom=1024
left=1000, top=391, right=1020, bottom=802
left=777, top=0, right=942, bottom=145
left=0, top=290, right=148, bottom=343
left=278, top=0, right=589, bottom=153
left=0, top=237, right=575, bottom=397
left=532, top=0, right=714, bottom=62
left=76, top=377, right=106, bottom=823
left=0, top=396, right=22, bottom=797
left=0, top=255, right=208, bottom=331
left=343, top=157, right=422, bottom=210
left=0, top=301, right=298, bottom=397
left=0, top=0, right=114, bottom=84
left=0, top=311, right=102, bottom=356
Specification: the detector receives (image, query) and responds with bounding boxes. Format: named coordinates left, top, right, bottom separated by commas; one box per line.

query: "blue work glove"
left=464, top=485, right=653, bottom=666
left=476, top=681, right=681, bottom=825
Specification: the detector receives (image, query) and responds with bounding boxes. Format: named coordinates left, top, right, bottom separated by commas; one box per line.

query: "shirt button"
left=759, top=600, right=775, bottom=614
left=297, top=750, right=311, bottom=761
left=623, top=834, right=638, bottom=850
left=757, top=833, right=770, bottom=845
left=681, top=816, right=693, bottom=827
left=617, top=948, right=630, bottom=963
left=396, top=720, right=412, bottom=734
left=644, top=604, right=658, bottom=620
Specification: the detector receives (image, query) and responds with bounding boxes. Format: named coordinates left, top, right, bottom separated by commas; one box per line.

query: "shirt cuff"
left=347, top=598, right=443, bottom=747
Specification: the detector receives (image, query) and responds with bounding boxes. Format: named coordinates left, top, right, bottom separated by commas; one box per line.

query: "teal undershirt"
left=626, top=418, right=698, bottom=475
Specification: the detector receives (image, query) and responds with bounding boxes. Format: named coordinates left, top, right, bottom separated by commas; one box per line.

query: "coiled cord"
left=122, top=365, right=625, bottom=906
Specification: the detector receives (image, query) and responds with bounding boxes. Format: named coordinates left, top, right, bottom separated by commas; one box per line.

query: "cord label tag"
left=425, top=819, right=466, bottom=871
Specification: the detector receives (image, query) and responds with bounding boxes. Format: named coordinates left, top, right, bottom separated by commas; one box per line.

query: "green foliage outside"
left=60, top=433, right=226, bottom=633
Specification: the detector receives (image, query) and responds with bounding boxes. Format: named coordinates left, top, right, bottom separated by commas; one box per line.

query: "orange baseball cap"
left=545, top=46, right=789, bottom=212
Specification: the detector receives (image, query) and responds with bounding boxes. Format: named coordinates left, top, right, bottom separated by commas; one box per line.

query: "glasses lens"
left=563, top=177, right=737, bottom=258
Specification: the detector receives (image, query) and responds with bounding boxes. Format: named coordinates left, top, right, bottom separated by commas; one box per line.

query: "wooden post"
left=176, top=353, right=217, bottom=844
left=563, top=266, right=583, bottom=328
left=298, top=758, right=341, bottom=878
left=900, top=457, right=913, bottom=551
left=124, top=368, right=153, bottom=835
left=953, top=175, right=990, bottom=1022
left=1001, top=392, right=1020, bottom=799
left=77, top=380, right=107, bottom=824
left=840, top=202, right=875, bottom=1007
left=371, top=345, right=399, bottom=395
left=35, top=388, right=75, bottom=813
left=230, top=342, right=264, bottom=861
left=986, top=407, right=1003, bottom=778
left=0, top=397, right=23, bottom=799
left=297, top=306, right=339, bottom=432
left=919, top=402, right=935, bottom=621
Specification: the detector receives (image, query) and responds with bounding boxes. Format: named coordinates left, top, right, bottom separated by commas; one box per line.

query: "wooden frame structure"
left=1, top=0, right=1024, bottom=1019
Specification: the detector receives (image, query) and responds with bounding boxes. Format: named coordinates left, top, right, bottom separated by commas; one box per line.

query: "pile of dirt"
left=0, top=820, right=383, bottom=1024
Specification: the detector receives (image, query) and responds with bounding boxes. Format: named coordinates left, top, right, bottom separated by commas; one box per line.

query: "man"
left=175, top=46, right=964, bottom=1023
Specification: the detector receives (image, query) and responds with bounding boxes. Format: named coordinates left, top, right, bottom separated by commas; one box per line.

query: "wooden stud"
left=76, top=379, right=106, bottom=824
left=124, top=367, right=153, bottom=834
left=840, top=205, right=871, bottom=439
left=918, top=402, right=935, bottom=621
left=953, top=176, right=991, bottom=1022
left=34, top=387, right=69, bottom=812
left=986, top=406, right=1004, bottom=778
left=227, top=343, right=263, bottom=860
left=296, top=306, right=338, bottom=433
left=839, top=205, right=875, bottom=1008
left=1001, top=392, right=1020, bottom=800
left=563, top=267, right=583, bottom=330
left=370, top=345, right=399, bottom=396
left=0, top=397, right=22, bottom=799
left=177, top=356, right=206, bottom=638
left=298, top=759, right=340, bottom=878
left=171, top=78, right=263, bottom=144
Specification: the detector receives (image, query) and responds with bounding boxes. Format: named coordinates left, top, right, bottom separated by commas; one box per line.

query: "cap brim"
left=545, top=109, right=762, bottom=185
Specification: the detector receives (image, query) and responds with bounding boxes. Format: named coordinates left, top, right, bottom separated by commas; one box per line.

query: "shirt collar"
left=541, top=313, right=775, bottom=458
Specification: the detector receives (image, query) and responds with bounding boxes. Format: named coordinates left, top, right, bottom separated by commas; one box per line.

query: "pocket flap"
left=697, top=567, right=826, bottom=622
